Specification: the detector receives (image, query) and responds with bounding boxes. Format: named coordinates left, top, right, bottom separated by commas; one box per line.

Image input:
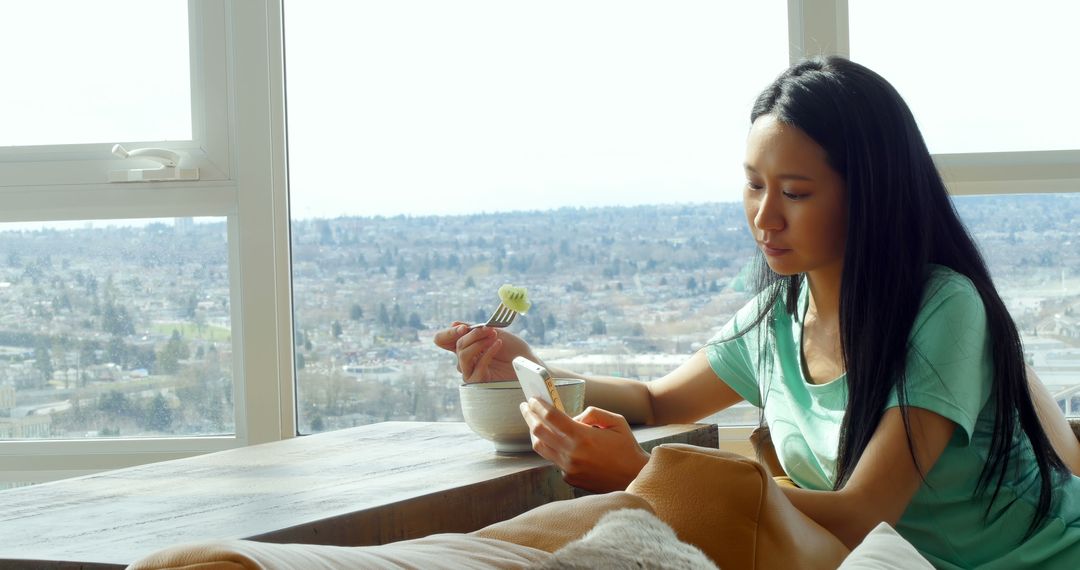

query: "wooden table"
left=0, top=421, right=718, bottom=569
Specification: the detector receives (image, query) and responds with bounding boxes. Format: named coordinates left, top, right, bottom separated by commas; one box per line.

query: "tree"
left=33, top=342, right=53, bottom=386
left=107, top=336, right=128, bottom=367
left=145, top=393, right=173, bottom=432
left=184, top=293, right=198, bottom=319
left=545, top=313, right=557, bottom=331
left=378, top=303, right=390, bottom=326
left=158, top=330, right=190, bottom=374
left=590, top=317, right=607, bottom=336
left=332, top=320, right=343, bottom=339
left=407, top=312, right=423, bottom=330
left=349, top=304, right=364, bottom=321
left=99, top=390, right=133, bottom=416
left=527, top=315, right=547, bottom=345
left=132, top=346, right=156, bottom=373
left=102, top=302, right=136, bottom=336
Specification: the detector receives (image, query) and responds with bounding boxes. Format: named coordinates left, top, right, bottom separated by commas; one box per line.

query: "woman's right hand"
left=432, top=322, right=541, bottom=383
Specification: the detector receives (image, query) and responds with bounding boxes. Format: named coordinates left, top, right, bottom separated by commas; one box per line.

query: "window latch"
left=108, top=144, right=200, bottom=182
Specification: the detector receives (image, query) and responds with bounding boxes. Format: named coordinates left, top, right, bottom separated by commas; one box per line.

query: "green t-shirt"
left=706, top=266, right=1080, bottom=568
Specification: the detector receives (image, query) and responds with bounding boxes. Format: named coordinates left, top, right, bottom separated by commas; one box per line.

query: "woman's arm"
left=780, top=406, right=956, bottom=549
left=1027, top=365, right=1080, bottom=475
left=521, top=350, right=747, bottom=491
left=548, top=350, right=745, bottom=425
left=434, top=324, right=744, bottom=425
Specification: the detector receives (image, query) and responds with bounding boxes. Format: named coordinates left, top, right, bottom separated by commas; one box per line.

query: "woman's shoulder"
left=913, top=264, right=987, bottom=328
left=921, top=264, right=981, bottom=305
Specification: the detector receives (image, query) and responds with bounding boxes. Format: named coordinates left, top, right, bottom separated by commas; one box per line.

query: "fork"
left=468, top=302, right=518, bottom=329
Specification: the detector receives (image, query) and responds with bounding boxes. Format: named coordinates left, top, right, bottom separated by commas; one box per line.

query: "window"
left=0, top=218, right=234, bottom=440
left=284, top=0, right=788, bottom=431
left=4, top=0, right=1079, bottom=486
left=0, top=1, right=230, bottom=187
left=0, top=1, right=291, bottom=483
left=849, top=0, right=1080, bottom=154
left=846, top=0, right=1080, bottom=416
left=956, top=192, right=1080, bottom=415
left=0, top=1, right=191, bottom=147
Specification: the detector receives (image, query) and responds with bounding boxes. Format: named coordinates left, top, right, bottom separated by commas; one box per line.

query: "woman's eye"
left=746, top=181, right=764, bottom=191
left=783, top=191, right=807, bottom=200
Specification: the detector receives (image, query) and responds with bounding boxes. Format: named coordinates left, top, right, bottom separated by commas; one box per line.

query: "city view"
left=1, top=194, right=1078, bottom=443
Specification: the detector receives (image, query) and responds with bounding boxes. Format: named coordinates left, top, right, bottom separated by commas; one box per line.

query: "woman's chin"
left=763, top=258, right=800, bottom=276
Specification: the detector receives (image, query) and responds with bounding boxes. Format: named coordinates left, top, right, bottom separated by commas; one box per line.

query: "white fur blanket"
left=533, top=508, right=719, bottom=570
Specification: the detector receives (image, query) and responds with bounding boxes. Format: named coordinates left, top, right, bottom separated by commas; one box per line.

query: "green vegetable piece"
left=498, top=284, right=531, bottom=314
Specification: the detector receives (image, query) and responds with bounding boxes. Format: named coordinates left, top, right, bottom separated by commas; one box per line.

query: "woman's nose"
left=753, top=190, right=784, bottom=232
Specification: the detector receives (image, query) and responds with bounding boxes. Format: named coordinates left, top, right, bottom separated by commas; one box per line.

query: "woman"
left=434, top=57, right=1080, bottom=567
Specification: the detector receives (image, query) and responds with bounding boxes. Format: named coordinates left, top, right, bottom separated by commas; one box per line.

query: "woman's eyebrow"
left=743, top=164, right=815, bottom=182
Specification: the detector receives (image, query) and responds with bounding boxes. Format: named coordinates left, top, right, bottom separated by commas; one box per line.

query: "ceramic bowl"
left=459, top=379, right=586, bottom=453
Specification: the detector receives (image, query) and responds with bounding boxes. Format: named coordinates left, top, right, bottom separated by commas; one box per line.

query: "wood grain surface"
left=0, top=421, right=717, bottom=569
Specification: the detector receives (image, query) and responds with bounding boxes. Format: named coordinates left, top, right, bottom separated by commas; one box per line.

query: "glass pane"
left=956, top=193, right=1080, bottom=416
left=285, top=0, right=789, bottom=431
left=0, top=218, right=234, bottom=440
left=849, top=0, right=1080, bottom=153
left=0, top=1, right=192, bottom=147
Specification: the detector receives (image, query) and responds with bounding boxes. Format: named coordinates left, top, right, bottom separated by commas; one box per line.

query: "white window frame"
left=0, top=0, right=295, bottom=483
left=791, top=0, right=1080, bottom=198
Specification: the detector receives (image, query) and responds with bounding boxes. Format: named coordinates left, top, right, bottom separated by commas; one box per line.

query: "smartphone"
left=512, top=356, right=565, bottom=412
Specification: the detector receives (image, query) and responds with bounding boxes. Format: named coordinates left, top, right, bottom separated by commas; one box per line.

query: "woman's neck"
left=806, top=268, right=842, bottom=323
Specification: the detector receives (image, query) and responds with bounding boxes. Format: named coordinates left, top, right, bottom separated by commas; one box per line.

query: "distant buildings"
left=0, top=385, right=51, bottom=438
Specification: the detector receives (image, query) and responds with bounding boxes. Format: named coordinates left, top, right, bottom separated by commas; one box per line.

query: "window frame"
left=0, top=0, right=295, bottom=483
left=792, top=0, right=1080, bottom=196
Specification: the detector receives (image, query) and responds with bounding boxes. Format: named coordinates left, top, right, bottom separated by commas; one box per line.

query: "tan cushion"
left=470, top=491, right=654, bottom=553
left=626, top=443, right=849, bottom=570
left=126, top=534, right=550, bottom=570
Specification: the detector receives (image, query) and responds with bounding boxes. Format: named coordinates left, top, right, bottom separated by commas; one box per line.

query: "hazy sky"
left=283, top=1, right=788, bottom=218
left=2, top=1, right=1076, bottom=222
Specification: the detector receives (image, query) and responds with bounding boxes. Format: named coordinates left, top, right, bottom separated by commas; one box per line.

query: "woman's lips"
left=760, top=242, right=790, bottom=256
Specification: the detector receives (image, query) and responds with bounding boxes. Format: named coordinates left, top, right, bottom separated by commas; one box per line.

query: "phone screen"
left=512, top=356, right=565, bottom=412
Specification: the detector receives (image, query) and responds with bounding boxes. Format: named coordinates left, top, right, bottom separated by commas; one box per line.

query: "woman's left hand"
left=519, top=398, right=650, bottom=493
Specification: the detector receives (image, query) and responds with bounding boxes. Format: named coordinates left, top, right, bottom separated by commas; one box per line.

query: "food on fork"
left=497, top=284, right=531, bottom=314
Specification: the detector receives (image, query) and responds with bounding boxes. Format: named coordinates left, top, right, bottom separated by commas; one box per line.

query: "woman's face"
left=743, top=114, right=847, bottom=279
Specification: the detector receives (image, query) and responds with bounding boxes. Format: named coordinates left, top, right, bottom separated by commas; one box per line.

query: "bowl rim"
left=459, top=378, right=585, bottom=389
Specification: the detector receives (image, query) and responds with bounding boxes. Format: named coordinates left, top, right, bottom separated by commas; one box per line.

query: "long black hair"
left=747, top=56, right=1068, bottom=534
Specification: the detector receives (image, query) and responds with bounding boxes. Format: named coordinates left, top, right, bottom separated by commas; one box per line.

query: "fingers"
left=450, top=327, right=494, bottom=378
left=527, top=397, right=582, bottom=436
left=527, top=430, right=561, bottom=465
left=520, top=398, right=586, bottom=459
left=432, top=323, right=469, bottom=351
left=573, top=406, right=629, bottom=430
left=466, top=336, right=503, bottom=382
left=520, top=401, right=571, bottom=458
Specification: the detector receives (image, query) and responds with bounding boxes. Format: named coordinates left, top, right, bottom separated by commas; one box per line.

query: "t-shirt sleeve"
left=886, top=275, right=993, bottom=445
left=705, top=300, right=764, bottom=408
